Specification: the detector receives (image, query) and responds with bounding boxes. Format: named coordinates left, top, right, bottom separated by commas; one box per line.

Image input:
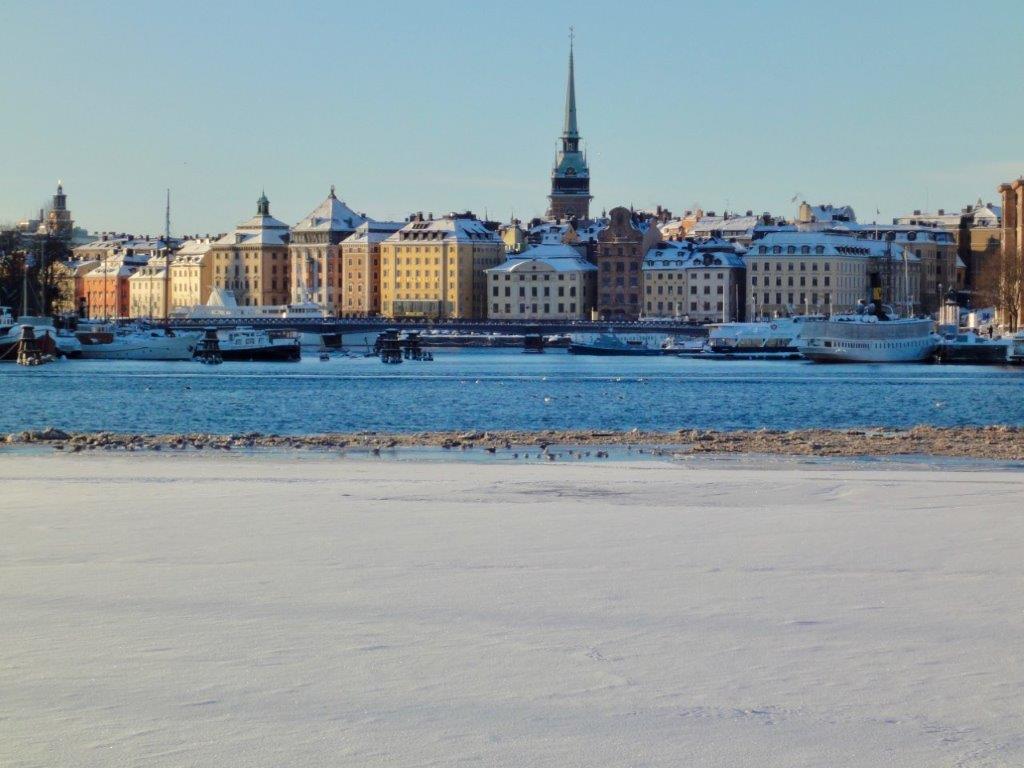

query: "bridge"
left=168, top=317, right=711, bottom=337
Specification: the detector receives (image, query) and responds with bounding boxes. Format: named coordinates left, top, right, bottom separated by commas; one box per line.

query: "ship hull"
left=218, top=343, right=301, bottom=362
left=568, top=344, right=668, bottom=356
left=935, top=343, right=1010, bottom=365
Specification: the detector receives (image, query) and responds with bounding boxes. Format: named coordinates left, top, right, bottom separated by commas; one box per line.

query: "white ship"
left=705, top=315, right=824, bottom=358
left=172, top=288, right=339, bottom=348
left=797, top=306, right=938, bottom=363
left=74, top=323, right=200, bottom=361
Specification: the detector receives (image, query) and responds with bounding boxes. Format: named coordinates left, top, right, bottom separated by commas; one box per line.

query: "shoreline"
left=5, top=424, right=1024, bottom=460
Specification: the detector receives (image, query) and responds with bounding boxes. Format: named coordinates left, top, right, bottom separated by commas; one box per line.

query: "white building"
left=746, top=231, right=921, bottom=318
left=485, top=241, right=597, bottom=320
left=641, top=238, right=746, bottom=322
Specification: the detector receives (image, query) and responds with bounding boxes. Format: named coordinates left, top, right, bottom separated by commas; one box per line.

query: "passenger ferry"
left=706, top=315, right=823, bottom=359
left=172, top=290, right=339, bottom=348
left=797, top=306, right=938, bottom=363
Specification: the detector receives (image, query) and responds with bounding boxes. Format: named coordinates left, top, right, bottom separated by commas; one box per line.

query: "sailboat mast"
left=164, top=189, right=171, bottom=324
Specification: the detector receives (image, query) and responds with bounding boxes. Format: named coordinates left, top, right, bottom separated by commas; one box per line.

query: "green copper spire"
left=563, top=31, right=578, bottom=139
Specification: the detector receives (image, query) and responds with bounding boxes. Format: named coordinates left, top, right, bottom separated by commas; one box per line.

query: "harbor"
left=3, top=349, right=1024, bottom=436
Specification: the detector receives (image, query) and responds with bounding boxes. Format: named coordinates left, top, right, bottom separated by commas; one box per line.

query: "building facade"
left=546, top=40, right=592, bottom=220
left=642, top=238, right=746, bottom=322
left=379, top=213, right=504, bottom=320
left=168, top=237, right=215, bottom=311
left=997, top=180, right=1024, bottom=328
left=896, top=201, right=1001, bottom=293
left=128, top=257, right=172, bottom=319
left=485, top=241, right=596, bottom=320
left=595, top=206, right=661, bottom=319
left=339, top=221, right=403, bottom=317
left=745, top=231, right=920, bottom=318
left=209, top=194, right=291, bottom=307
left=289, top=187, right=366, bottom=310
left=79, top=253, right=148, bottom=318
left=856, top=224, right=956, bottom=315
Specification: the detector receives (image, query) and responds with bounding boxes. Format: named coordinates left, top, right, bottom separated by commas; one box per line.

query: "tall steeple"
left=257, top=190, right=270, bottom=216
left=563, top=32, right=578, bottom=141
left=547, top=29, right=591, bottom=221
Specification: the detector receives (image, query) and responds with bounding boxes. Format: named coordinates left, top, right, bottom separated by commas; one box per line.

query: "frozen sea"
left=3, top=349, right=1024, bottom=434
left=3, top=454, right=1022, bottom=767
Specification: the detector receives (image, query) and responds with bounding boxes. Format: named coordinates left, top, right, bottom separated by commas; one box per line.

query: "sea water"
left=2, top=349, right=1023, bottom=434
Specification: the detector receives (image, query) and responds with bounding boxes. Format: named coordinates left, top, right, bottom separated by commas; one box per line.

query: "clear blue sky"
left=2, top=0, right=1022, bottom=235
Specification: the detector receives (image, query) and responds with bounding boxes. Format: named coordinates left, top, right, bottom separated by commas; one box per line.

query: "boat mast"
left=163, top=189, right=171, bottom=325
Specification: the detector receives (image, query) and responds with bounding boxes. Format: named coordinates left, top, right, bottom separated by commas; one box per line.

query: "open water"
left=2, top=349, right=1023, bottom=434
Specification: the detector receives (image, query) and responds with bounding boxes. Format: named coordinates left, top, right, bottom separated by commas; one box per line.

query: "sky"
left=2, top=0, right=1023, bottom=236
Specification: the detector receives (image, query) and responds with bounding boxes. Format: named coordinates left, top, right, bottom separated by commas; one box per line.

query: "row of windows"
left=750, top=261, right=831, bottom=272
left=492, top=285, right=579, bottom=298
left=752, top=276, right=831, bottom=287
left=493, top=303, right=579, bottom=315
left=758, top=292, right=833, bottom=305
left=646, top=301, right=723, bottom=313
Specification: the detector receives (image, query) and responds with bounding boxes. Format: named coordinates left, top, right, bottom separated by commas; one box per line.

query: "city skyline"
left=2, top=0, right=1023, bottom=234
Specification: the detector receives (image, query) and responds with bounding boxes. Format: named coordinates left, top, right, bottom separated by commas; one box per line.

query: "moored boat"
left=568, top=332, right=670, bottom=356
left=705, top=316, right=822, bottom=359
left=74, top=323, right=200, bottom=361
left=216, top=327, right=301, bottom=361
left=797, top=308, right=938, bottom=363
left=0, top=308, right=80, bottom=360
left=934, top=330, right=1010, bottom=365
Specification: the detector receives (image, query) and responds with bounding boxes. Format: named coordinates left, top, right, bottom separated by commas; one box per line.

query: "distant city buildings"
left=6, top=36, right=1021, bottom=327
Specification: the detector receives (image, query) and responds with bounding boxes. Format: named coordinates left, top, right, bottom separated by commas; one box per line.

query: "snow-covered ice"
left=2, top=454, right=1022, bottom=767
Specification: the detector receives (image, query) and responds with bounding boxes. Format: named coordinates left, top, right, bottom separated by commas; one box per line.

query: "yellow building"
left=209, top=193, right=291, bottom=307
left=169, top=237, right=215, bottom=311
left=379, top=213, right=504, bottom=319
left=128, top=256, right=172, bottom=319
left=339, top=221, right=403, bottom=317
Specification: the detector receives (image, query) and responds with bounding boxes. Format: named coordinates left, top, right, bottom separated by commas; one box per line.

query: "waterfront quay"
left=167, top=316, right=708, bottom=337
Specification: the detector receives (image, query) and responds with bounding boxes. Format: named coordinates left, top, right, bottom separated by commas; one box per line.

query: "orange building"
left=80, top=257, right=145, bottom=318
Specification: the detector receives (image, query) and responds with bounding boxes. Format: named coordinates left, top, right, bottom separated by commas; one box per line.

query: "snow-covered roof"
left=385, top=214, right=501, bottom=244
left=856, top=223, right=955, bottom=245
left=216, top=208, right=290, bottom=248
left=292, top=188, right=367, bottom=233
left=573, top=218, right=608, bottom=241
left=342, top=221, right=405, bottom=245
left=643, top=238, right=746, bottom=271
left=485, top=241, right=597, bottom=274
left=690, top=215, right=762, bottom=237
left=798, top=203, right=857, bottom=224
left=749, top=231, right=917, bottom=260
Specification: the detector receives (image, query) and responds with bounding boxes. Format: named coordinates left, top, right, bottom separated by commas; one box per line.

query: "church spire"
left=563, top=28, right=578, bottom=139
